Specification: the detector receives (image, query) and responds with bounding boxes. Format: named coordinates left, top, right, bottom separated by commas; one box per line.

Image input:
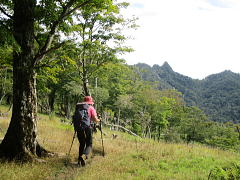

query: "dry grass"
left=0, top=106, right=10, bottom=139
left=76, top=134, right=240, bottom=180
left=0, top=105, right=240, bottom=180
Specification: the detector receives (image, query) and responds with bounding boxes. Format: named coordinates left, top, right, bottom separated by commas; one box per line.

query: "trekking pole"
left=68, top=131, right=76, bottom=157
left=100, top=119, right=105, bottom=157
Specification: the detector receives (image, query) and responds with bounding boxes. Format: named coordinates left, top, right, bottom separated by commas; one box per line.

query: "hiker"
left=74, top=96, right=100, bottom=166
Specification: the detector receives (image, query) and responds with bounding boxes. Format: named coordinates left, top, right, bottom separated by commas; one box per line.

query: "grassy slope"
left=0, top=105, right=239, bottom=180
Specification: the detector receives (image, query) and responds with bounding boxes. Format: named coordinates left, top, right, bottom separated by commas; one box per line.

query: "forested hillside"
left=134, top=62, right=240, bottom=123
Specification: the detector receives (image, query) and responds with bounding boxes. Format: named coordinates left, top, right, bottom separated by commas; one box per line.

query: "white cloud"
left=120, top=0, right=240, bottom=79
left=206, top=0, right=230, bottom=8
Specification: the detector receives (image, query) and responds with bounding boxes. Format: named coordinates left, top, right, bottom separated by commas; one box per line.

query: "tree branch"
left=103, top=122, right=141, bottom=138
left=34, top=35, right=41, bottom=47
left=34, top=41, right=66, bottom=63
left=87, top=57, right=109, bottom=78
left=65, top=0, right=92, bottom=17
left=35, top=0, right=92, bottom=63
left=35, top=57, right=58, bottom=69
left=0, top=6, right=13, bottom=19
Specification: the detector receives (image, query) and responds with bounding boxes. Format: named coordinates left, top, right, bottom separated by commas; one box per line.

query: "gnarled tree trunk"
left=0, top=0, right=47, bottom=161
left=0, top=62, right=39, bottom=160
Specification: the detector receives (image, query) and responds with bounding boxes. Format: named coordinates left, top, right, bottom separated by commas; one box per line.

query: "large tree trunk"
left=0, top=63, right=38, bottom=160
left=0, top=0, right=47, bottom=161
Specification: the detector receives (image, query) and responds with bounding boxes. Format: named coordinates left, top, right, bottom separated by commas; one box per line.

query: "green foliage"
left=0, top=46, right=12, bottom=105
left=135, top=62, right=240, bottom=123
left=205, top=122, right=240, bottom=151
left=91, top=86, right=109, bottom=111
left=96, top=63, right=136, bottom=104
left=36, top=46, right=81, bottom=115
left=0, top=46, right=12, bottom=65
left=209, top=163, right=240, bottom=180
left=201, top=71, right=240, bottom=123
left=178, top=106, right=209, bottom=143
left=71, top=1, right=135, bottom=94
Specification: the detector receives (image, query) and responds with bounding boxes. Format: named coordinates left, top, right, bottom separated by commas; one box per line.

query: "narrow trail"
left=50, top=132, right=110, bottom=180
left=51, top=148, right=105, bottom=180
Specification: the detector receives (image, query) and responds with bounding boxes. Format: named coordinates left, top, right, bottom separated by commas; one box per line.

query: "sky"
left=119, top=0, right=240, bottom=79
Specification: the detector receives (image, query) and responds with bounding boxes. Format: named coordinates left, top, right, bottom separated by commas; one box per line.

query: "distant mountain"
left=134, top=62, right=240, bottom=123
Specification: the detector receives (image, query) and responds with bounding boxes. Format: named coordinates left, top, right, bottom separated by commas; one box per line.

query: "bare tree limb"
left=103, top=122, right=141, bottom=138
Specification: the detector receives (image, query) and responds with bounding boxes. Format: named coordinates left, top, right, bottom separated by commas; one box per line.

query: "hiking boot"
left=78, top=157, right=85, bottom=167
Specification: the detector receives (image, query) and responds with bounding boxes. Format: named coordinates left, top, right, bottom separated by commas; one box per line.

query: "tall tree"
left=0, top=0, right=109, bottom=161
left=65, top=2, right=135, bottom=96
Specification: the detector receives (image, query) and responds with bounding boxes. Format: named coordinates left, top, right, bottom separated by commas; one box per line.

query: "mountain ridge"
left=134, top=62, right=240, bottom=123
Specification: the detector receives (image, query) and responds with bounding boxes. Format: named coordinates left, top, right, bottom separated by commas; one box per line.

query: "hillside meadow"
left=0, top=105, right=240, bottom=180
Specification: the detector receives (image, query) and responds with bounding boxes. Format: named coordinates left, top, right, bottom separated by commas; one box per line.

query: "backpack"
left=72, top=103, right=90, bottom=131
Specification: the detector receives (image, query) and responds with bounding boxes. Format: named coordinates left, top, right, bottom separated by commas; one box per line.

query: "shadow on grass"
left=92, top=148, right=105, bottom=157
left=63, top=158, right=80, bottom=168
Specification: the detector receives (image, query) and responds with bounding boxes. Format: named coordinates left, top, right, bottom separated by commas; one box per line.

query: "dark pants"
left=77, top=126, right=92, bottom=159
